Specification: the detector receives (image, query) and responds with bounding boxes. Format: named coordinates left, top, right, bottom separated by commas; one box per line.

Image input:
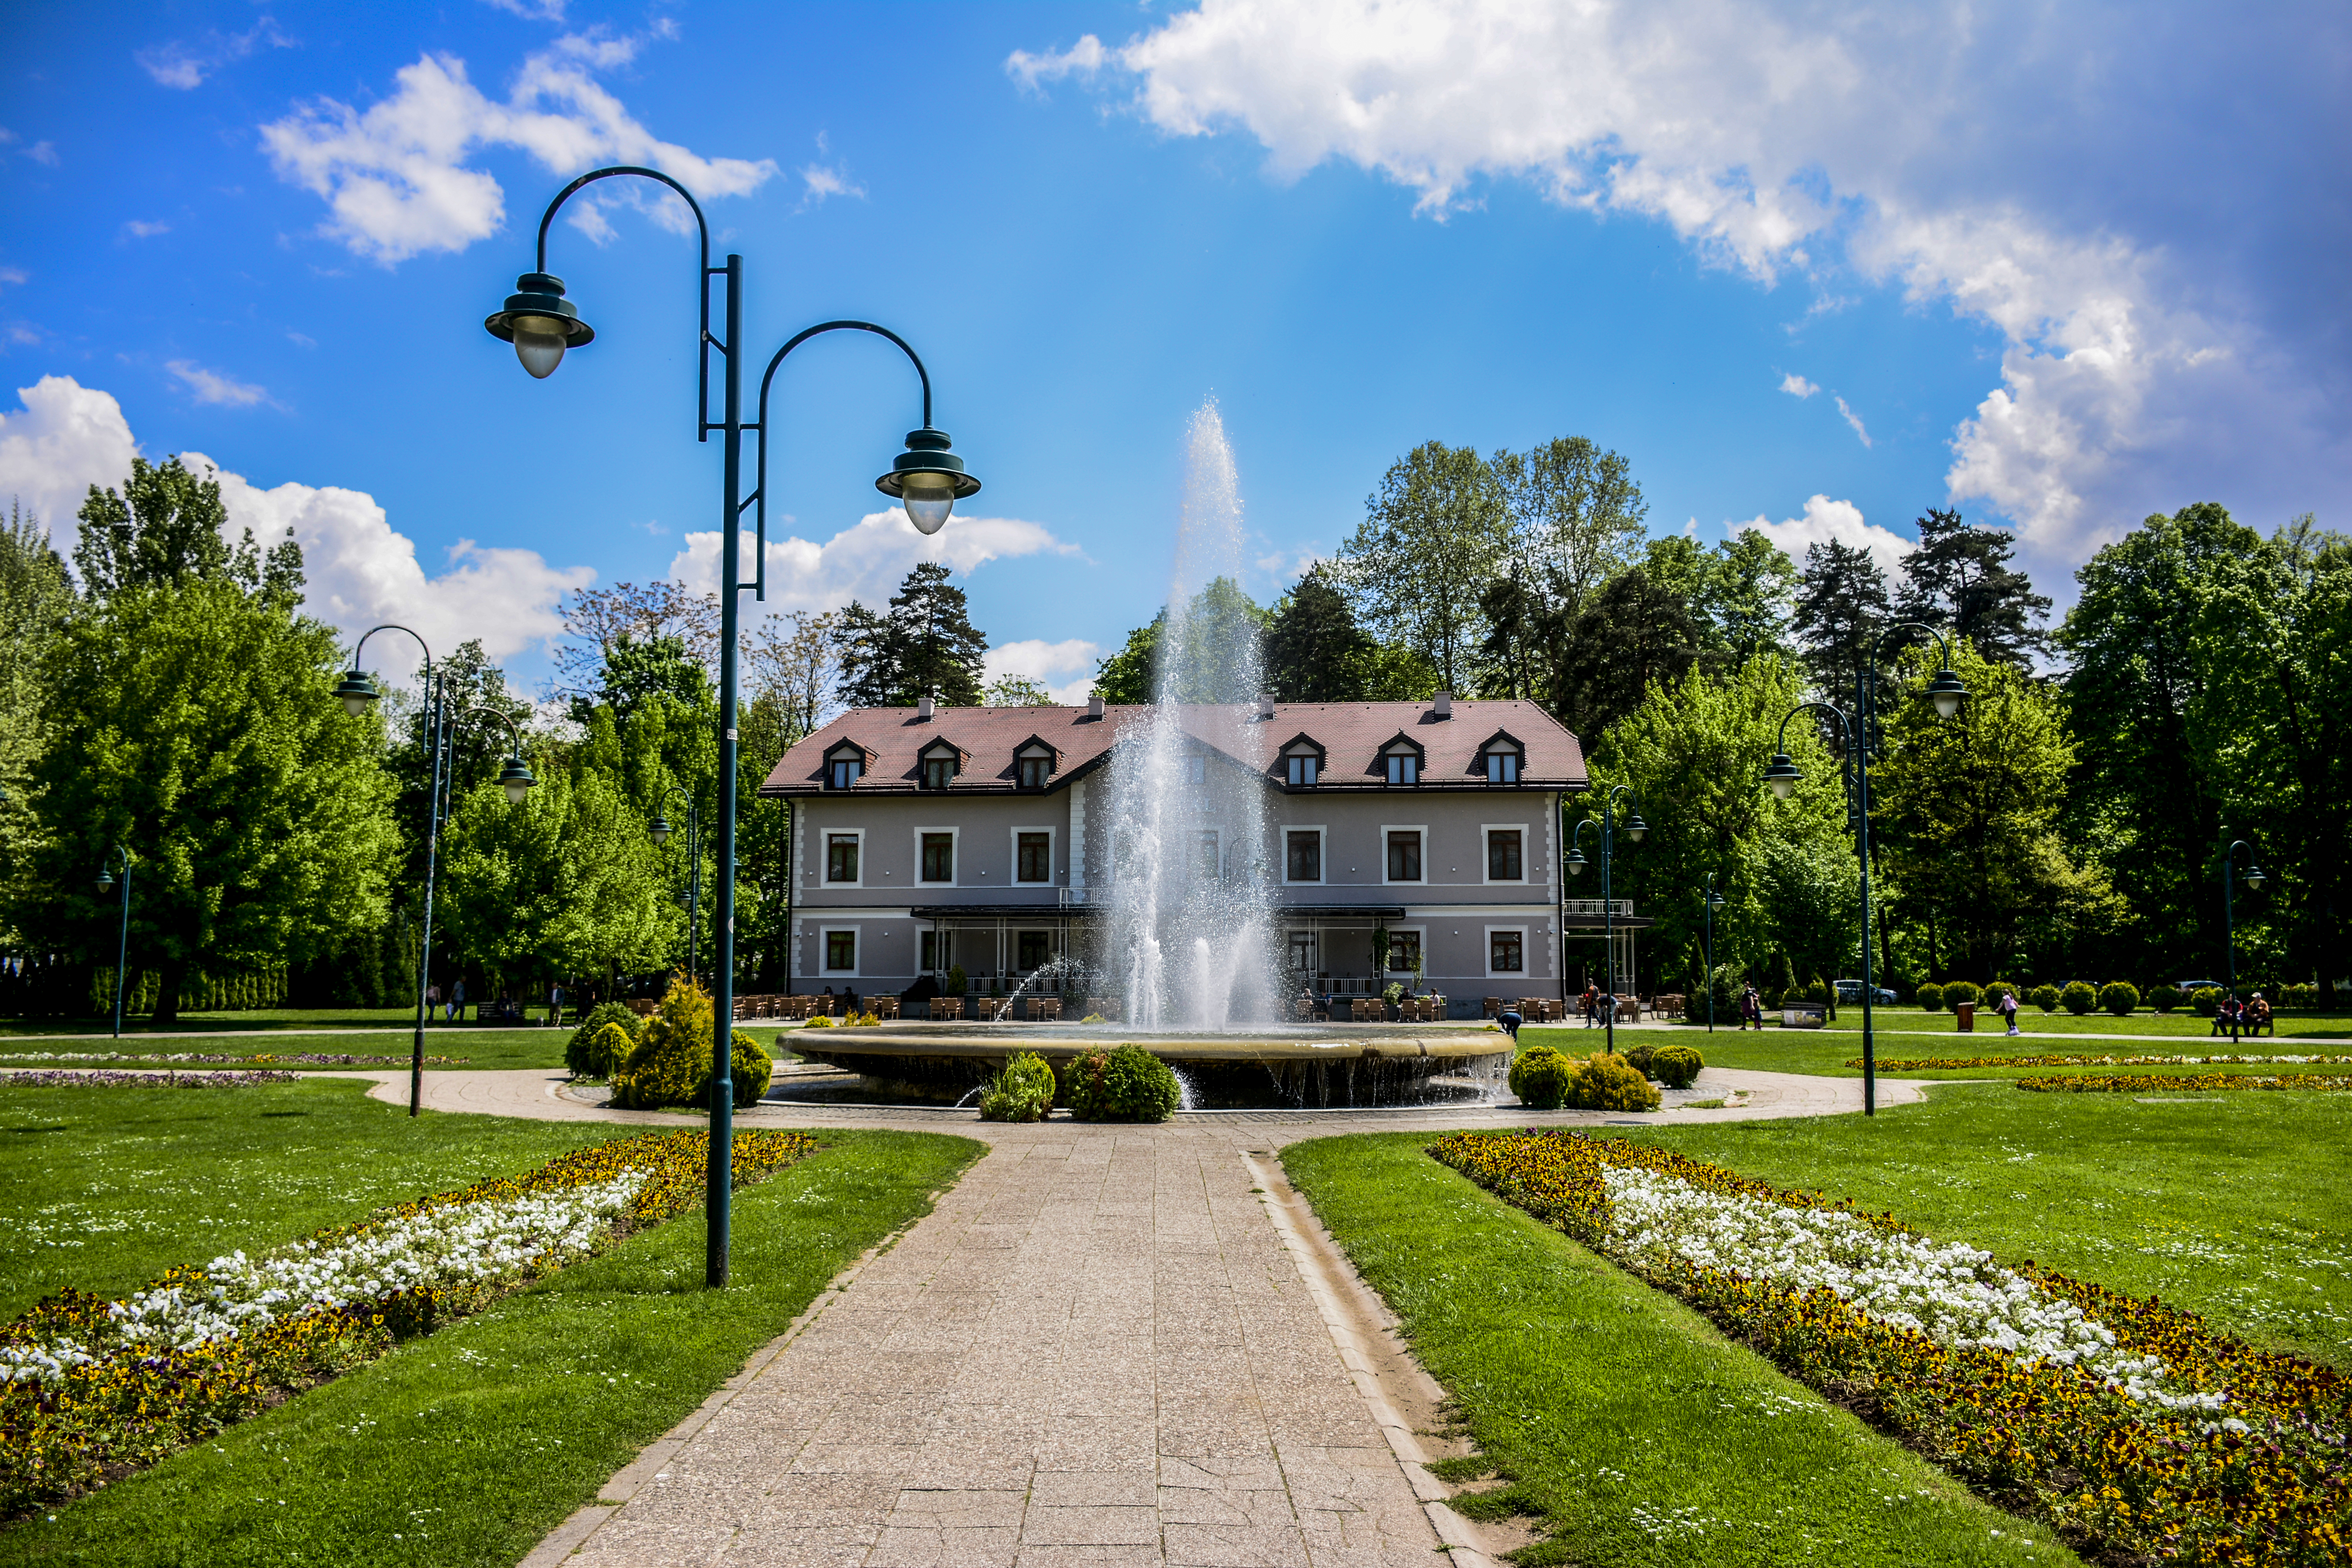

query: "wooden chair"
left=870, top=996, right=899, bottom=1020
left=1029, top=997, right=1062, bottom=1022
left=929, top=996, right=964, bottom=1021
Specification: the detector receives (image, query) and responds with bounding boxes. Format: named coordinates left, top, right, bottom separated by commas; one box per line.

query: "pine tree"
left=1891, top=508, right=2050, bottom=667
left=1792, top=538, right=1891, bottom=701
left=835, top=565, right=989, bottom=707
left=1264, top=568, right=1374, bottom=702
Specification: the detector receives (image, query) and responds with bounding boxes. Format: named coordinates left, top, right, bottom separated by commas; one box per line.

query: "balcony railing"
left=1562, top=899, right=1635, bottom=916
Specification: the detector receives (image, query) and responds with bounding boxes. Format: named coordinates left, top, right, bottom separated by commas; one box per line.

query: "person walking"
left=1998, top=987, right=2021, bottom=1036
left=1740, top=984, right=1762, bottom=1031
left=1582, top=983, right=1601, bottom=1028
left=548, top=981, right=564, bottom=1029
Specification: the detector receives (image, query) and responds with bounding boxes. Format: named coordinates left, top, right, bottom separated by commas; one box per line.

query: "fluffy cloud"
left=0, top=376, right=592, bottom=675
left=1778, top=374, right=1818, bottom=399
left=260, top=33, right=777, bottom=265
left=986, top=639, right=1103, bottom=704
left=136, top=18, right=294, bottom=90
left=668, top=507, right=1080, bottom=621
left=1011, top=0, right=2348, bottom=568
left=166, top=361, right=273, bottom=408
left=1736, top=495, right=1912, bottom=583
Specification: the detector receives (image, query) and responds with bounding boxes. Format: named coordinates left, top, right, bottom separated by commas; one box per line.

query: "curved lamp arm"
left=335, top=624, right=435, bottom=728
left=1871, top=621, right=1969, bottom=718
left=444, top=707, right=537, bottom=806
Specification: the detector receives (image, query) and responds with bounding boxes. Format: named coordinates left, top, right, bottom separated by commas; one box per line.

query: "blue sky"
left=1, top=1, right=2343, bottom=699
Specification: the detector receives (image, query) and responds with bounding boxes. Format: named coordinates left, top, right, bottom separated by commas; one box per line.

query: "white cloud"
left=482, top=0, right=568, bottom=20
left=166, top=361, right=273, bottom=408
left=121, top=220, right=170, bottom=240
left=24, top=142, right=57, bottom=168
left=137, top=18, right=293, bottom=91
left=0, top=268, right=26, bottom=290
left=1833, top=395, right=1871, bottom=448
left=1011, top=0, right=2349, bottom=570
left=799, top=163, right=863, bottom=206
left=987, top=638, right=1104, bottom=704
left=1736, top=495, right=1912, bottom=582
left=668, top=508, right=1080, bottom=622
left=0, top=376, right=141, bottom=530
left=260, top=34, right=777, bottom=265
left=1779, top=373, right=1818, bottom=399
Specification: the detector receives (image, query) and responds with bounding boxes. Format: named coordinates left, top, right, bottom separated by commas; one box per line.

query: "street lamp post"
left=2220, top=836, right=2269, bottom=998
left=1761, top=625, right=1968, bottom=1116
left=1701, top=874, right=1725, bottom=1034
left=485, top=166, right=980, bottom=1289
left=1565, top=785, right=1648, bottom=1056
left=94, top=847, right=131, bottom=1039
left=652, top=788, right=701, bottom=984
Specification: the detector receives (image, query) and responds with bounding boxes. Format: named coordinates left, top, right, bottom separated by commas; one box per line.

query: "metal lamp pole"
left=652, top=787, right=702, bottom=984
left=485, top=167, right=981, bottom=1288
left=1762, top=625, right=1968, bottom=1117
left=1702, top=873, right=1724, bottom=1034
left=2220, top=837, right=2269, bottom=998
left=95, top=847, right=131, bottom=1038
left=1566, top=785, right=1648, bottom=1056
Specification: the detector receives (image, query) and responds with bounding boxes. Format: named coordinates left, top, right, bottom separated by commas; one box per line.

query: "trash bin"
left=1955, top=1001, right=1975, bottom=1032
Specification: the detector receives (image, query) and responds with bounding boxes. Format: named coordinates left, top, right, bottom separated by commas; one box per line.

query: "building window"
left=828, top=757, right=862, bottom=790
left=1485, top=750, right=1519, bottom=784
left=1487, top=829, right=1523, bottom=881
left=1285, top=829, right=1322, bottom=882
left=1490, top=931, right=1524, bottom=973
left=1018, top=755, right=1051, bottom=789
left=1387, top=929, right=1421, bottom=973
left=826, top=833, right=860, bottom=883
left=826, top=929, right=857, bottom=972
left=1017, top=930, right=1051, bottom=971
left=1186, top=754, right=1207, bottom=785
left=1386, top=830, right=1423, bottom=882
left=1016, top=831, right=1051, bottom=883
left=1286, top=754, right=1319, bottom=787
left=920, top=930, right=941, bottom=971
left=922, top=755, right=955, bottom=791
left=1194, top=830, right=1221, bottom=883
left=920, top=832, right=955, bottom=883
left=1288, top=931, right=1315, bottom=973
left=1385, top=753, right=1419, bottom=785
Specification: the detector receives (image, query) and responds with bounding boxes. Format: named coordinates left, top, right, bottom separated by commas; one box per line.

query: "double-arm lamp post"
left=483, top=165, right=981, bottom=1288
left=651, top=786, right=701, bottom=984
left=94, top=846, right=132, bottom=1038
left=333, top=626, right=537, bottom=1114
left=2220, top=837, right=2269, bottom=997
left=1760, top=626, right=1967, bottom=1116
left=1565, top=784, right=1648, bottom=1056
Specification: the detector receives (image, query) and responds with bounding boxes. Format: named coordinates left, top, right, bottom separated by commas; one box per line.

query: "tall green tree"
left=1793, top=537, right=1892, bottom=701
left=1552, top=567, right=1704, bottom=740
left=0, top=505, right=74, bottom=935
left=74, top=455, right=300, bottom=601
left=1263, top=567, right=1374, bottom=702
left=1494, top=435, right=1648, bottom=616
left=835, top=563, right=989, bottom=707
left=1091, top=614, right=1160, bottom=706
left=1338, top=441, right=1509, bottom=691
left=1891, top=507, right=2050, bottom=667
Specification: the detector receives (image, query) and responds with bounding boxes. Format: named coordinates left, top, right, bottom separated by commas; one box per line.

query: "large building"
left=759, top=695, right=1638, bottom=1011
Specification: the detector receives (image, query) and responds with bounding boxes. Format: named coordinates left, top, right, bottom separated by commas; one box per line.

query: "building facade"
left=759, top=696, right=1613, bottom=1008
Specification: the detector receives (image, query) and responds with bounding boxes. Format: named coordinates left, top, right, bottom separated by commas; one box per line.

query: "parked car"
left=1834, top=979, right=1900, bottom=1005
left=2173, top=978, right=2228, bottom=995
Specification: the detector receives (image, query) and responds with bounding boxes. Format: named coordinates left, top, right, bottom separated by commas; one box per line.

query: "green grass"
left=1284, top=1132, right=2078, bottom=1567
left=1672, top=1009, right=2351, bottom=1039
left=0, top=1029, right=573, bottom=1074
left=0, top=1081, right=981, bottom=1567
left=1530, top=1021, right=2352, bottom=1081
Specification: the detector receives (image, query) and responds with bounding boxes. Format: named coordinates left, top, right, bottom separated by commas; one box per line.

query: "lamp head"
left=875, top=428, right=980, bottom=536
left=333, top=668, right=381, bottom=719
left=484, top=273, right=595, bottom=379
left=1707, top=889, right=1725, bottom=909
left=2245, top=864, right=2268, bottom=890
left=1924, top=666, right=1968, bottom=720
left=95, top=867, right=113, bottom=894
left=650, top=814, right=672, bottom=847
left=1566, top=846, right=1587, bottom=877
left=498, top=754, right=537, bottom=806
left=1625, top=812, right=1648, bottom=844
left=1763, top=751, right=1803, bottom=801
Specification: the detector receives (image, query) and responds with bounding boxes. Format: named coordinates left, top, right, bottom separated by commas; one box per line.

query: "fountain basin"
left=782, top=1021, right=1510, bottom=1108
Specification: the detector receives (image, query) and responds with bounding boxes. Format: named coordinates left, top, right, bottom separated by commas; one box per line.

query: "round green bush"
left=2145, top=984, right=2182, bottom=1014
left=2099, top=981, right=2140, bottom=1017
left=564, top=1001, right=641, bottom=1078
left=727, top=1031, right=773, bottom=1108
left=1564, top=1053, right=1661, bottom=1112
left=1916, top=982, right=1945, bottom=1012
left=2190, top=986, right=2222, bottom=1017
left=1650, top=1044, right=1704, bottom=1090
left=1619, top=1042, right=1659, bottom=1078
left=1800, top=979, right=1829, bottom=1004
left=2277, top=982, right=2319, bottom=1009
left=612, top=980, right=773, bottom=1109
left=1509, top=1044, right=1575, bottom=1110
left=1985, top=981, right=2019, bottom=1009
left=1943, top=980, right=1983, bottom=1008
left=979, top=1051, right=1056, bottom=1123
left=2029, top=984, right=2062, bottom=1013
left=2058, top=980, right=2097, bottom=1015
left=1065, top=1045, right=1180, bottom=1122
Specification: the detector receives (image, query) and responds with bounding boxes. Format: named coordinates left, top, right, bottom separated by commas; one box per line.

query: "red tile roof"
left=758, top=700, right=1585, bottom=797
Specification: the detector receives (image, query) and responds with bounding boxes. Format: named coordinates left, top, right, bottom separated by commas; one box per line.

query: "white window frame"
left=1483, top=749, right=1521, bottom=785
left=1284, top=751, right=1321, bottom=788
left=822, top=827, right=866, bottom=888
left=1010, top=825, right=1057, bottom=885
left=1485, top=925, right=1530, bottom=977
left=1382, top=749, right=1421, bottom=786
left=1380, top=823, right=1429, bottom=886
left=1383, top=924, right=1427, bottom=976
left=821, top=926, right=860, bottom=977
left=1481, top=822, right=1530, bottom=886
left=1285, top=928, right=1318, bottom=976
left=1016, top=747, right=1056, bottom=791
left=1281, top=824, right=1327, bottom=885
left=915, top=826, right=960, bottom=887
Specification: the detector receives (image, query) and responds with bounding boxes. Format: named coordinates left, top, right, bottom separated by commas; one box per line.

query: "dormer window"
left=1014, top=738, right=1058, bottom=791
left=1287, top=754, right=1318, bottom=787
left=1479, top=731, right=1524, bottom=784
left=918, top=739, right=963, bottom=792
left=824, top=742, right=866, bottom=791
left=1278, top=733, right=1326, bottom=789
left=1379, top=733, right=1425, bottom=786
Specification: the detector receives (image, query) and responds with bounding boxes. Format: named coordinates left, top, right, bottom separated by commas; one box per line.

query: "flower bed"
left=0, top=1050, right=468, bottom=1066
left=1854, top=1053, right=2352, bottom=1070
left=2016, top=1073, right=2352, bottom=1095
left=1428, top=1130, right=2351, bottom=1566
left=0, top=1127, right=814, bottom=1514
left=1, top=1069, right=300, bottom=1089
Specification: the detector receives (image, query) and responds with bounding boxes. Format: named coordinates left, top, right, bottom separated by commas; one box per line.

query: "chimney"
left=1256, top=692, right=1275, bottom=721
left=1087, top=693, right=1104, bottom=720
left=1432, top=690, right=1452, bottom=719
left=916, top=694, right=935, bottom=720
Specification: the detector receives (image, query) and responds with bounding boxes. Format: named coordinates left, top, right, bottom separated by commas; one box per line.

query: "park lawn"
left=1526, top=1022, right=2352, bottom=1081
left=0, top=1076, right=628, bottom=1319
left=1283, top=1132, right=2077, bottom=1568
left=1670, top=1009, right=2352, bottom=1040
left=0, top=1029, right=572, bottom=1074
left=0, top=1124, right=980, bottom=1568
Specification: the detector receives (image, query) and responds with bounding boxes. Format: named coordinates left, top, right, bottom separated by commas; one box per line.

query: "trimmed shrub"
left=564, top=1001, right=641, bottom=1078
left=806, top=1014, right=835, bottom=1028
left=1943, top=980, right=1983, bottom=1008
left=1619, top=1042, right=1659, bottom=1078
left=979, top=1051, right=1055, bottom=1123
left=1759, top=986, right=1783, bottom=1011
left=1800, top=979, right=1829, bottom=1005
left=1564, top=1053, right=1661, bottom=1112
left=2147, top=984, right=2184, bottom=1013
left=1916, top=982, right=1945, bottom=1012
left=2029, top=984, right=2062, bottom=1013
left=2278, top=983, right=2319, bottom=1010
left=2061, top=981, right=2098, bottom=1015
left=2099, top=981, right=2140, bottom=1017
left=728, top=1030, right=773, bottom=1108
left=946, top=964, right=967, bottom=996
left=612, top=979, right=774, bottom=1110
left=1650, top=1044, right=1704, bottom=1090
left=2190, top=986, right=2222, bottom=1017
left=1509, top=1044, right=1576, bottom=1110
left=1985, top=981, right=2020, bottom=1009
left=1065, top=1045, right=1180, bottom=1122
